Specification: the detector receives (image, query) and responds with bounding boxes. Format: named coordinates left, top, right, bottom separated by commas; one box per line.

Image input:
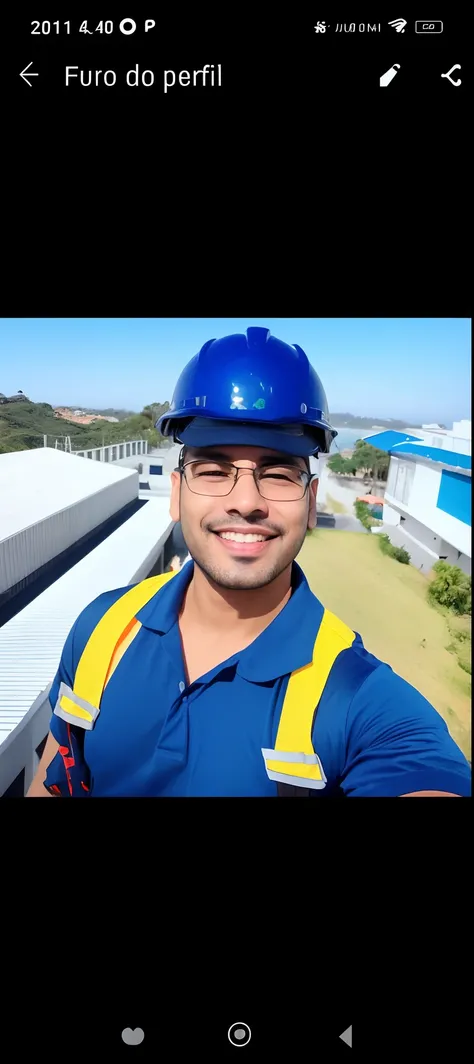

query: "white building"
left=0, top=440, right=184, bottom=797
left=73, top=439, right=181, bottom=495
left=363, top=423, right=471, bottom=576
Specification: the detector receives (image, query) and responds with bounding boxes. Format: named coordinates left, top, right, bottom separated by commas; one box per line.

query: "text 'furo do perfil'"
left=64, top=65, right=223, bottom=92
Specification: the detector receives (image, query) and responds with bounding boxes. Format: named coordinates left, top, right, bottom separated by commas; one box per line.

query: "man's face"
left=169, top=445, right=318, bottom=590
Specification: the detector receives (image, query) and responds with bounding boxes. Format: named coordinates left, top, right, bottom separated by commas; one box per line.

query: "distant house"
left=362, top=422, right=471, bottom=576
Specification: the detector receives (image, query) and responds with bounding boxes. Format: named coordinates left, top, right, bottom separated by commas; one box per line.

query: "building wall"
left=384, top=456, right=471, bottom=558
left=437, top=469, right=471, bottom=526
left=426, top=433, right=471, bottom=455
left=112, top=454, right=173, bottom=494
left=377, top=508, right=467, bottom=568
left=405, top=423, right=471, bottom=455
left=74, top=440, right=179, bottom=496
left=452, top=420, right=471, bottom=440
left=380, top=501, right=400, bottom=526
left=402, top=514, right=440, bottom=556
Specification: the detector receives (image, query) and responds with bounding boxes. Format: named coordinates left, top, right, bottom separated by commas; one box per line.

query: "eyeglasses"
left=178, top=459, right=313, bottom=501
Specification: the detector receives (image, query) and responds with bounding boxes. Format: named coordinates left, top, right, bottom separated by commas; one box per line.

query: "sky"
left=0, top=318, right=471, bottom=426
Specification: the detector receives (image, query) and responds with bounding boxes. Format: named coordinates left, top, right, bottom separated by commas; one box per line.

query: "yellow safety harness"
left=53, top=569, right=356, bottom=793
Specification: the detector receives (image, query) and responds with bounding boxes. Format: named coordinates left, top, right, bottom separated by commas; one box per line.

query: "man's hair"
left=181, top=445, right=311, bottom=475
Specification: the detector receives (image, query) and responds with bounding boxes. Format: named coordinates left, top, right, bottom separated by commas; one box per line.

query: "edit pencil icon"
left=380, top=64, right=400, bottom=87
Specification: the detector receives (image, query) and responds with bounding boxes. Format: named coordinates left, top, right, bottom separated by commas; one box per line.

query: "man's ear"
left=169, top=470, right=181, bottom=523
left=307, top=477, right=319, bottom=530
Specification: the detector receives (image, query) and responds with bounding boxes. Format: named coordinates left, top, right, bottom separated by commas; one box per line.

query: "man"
left=27, top=327, right=471, bottom=796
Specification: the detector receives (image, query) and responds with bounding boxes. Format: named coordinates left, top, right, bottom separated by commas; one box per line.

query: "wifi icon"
left=388, top=18, right=407, bottom=32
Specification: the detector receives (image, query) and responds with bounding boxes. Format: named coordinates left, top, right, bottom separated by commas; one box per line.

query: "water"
left=330, top=426, right=384, bottom=453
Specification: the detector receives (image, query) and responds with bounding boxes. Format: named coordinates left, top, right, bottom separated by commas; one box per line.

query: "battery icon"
left=415, top=21, right=443, bottom=33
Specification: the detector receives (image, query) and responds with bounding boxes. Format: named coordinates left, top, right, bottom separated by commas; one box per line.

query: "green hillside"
left=0, top=400, right=170, bottom=454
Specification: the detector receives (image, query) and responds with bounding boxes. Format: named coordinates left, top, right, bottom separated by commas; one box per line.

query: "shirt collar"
left=136, top=559, right=324, bottom=683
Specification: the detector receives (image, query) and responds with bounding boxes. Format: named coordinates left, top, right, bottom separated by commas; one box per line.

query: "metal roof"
left=0, top=497, right=174, bottom=756
left=362, top=430, right=423, bottom=450
left=363, top=431, right=471, bottom=472
left=0, top=447, right=138, bottom=541
left=390, top=442, right=471, bottom=471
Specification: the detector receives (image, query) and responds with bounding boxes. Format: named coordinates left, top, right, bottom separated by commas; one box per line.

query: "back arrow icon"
left=20, top=62, right=39, bottom=87
left=339, top=1026, right=352, bottom=1048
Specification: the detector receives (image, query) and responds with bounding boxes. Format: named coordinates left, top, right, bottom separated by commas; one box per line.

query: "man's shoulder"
left=65, top=583, right=141, bottom=677
left=48, top=583, right=139, bottom=716
left=76, top=583, right=136, bottom=628
left=316, top=620, right=440, bottom=730
left=316, top=628, right=383, bottom=716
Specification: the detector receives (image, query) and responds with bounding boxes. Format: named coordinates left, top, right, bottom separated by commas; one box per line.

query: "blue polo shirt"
left=47, top=560, right=471, bottom=797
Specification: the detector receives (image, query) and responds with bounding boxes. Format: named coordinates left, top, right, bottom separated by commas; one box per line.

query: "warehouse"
left=0, top=444, right=178, bottom=795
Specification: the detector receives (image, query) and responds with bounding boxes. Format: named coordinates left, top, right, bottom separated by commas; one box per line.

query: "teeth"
left=219, top=532, right=267, bottom=542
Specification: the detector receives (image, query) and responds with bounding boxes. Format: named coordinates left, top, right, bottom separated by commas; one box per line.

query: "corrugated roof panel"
left=0, top=498, right=175, bottom=739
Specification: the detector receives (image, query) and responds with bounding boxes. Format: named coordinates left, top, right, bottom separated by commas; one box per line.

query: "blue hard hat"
left=156, top=327, right=337, bottom=456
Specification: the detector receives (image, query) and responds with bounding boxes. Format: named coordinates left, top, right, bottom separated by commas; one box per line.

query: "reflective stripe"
left=262, top=748, right=327, bottom=784
left=261, top=749, right=319, bottom=765
left=72, top=571, right=178, bottom=715
left=266, top=770, right=327, bottom=790
left=54, top=681, right=100, bottom=731
left=267, top=608, right=355, bottom=787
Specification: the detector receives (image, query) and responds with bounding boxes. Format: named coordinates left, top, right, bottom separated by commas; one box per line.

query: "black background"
left=3, top=12, right=469, bottom=311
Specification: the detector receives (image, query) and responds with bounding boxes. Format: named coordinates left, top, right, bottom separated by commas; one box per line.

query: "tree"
left=140, top=401, right=171, bottom=446
left=141, top=401, right=170, bottom=424
left=327, top=453, right=349, bottom=475
left=351, top=440, right=390, bottom=490
left=428, top=562, right=471, bottom=615
left=327, top=452, right=360, bottom=477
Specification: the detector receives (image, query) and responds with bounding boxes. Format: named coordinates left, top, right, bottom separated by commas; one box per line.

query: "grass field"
left=298, top=529, right=471, bottom=760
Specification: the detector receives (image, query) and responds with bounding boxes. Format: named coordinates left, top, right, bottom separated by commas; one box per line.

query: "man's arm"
left=400, top=790, right=461, bottom=797
left=341, top=664, right=471, bottom=798
left=26, top=732, right=60, bottom=796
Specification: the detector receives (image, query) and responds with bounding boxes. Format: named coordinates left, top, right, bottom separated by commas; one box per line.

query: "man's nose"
left=225, top=468, right=268, bottom=510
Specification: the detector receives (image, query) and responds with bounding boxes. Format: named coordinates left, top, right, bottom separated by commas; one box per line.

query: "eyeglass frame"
left=175, top=449, right=316, bottom=501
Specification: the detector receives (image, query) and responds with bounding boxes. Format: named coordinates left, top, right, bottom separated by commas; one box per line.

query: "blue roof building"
left=362, top=421, right=471, bottom=576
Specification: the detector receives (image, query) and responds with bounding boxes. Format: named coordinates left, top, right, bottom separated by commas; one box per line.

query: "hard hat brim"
left=176, top=418, right=321, bottom=457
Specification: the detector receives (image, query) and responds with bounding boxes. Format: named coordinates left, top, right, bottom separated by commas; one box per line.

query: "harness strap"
left=52, top=567, right=356, bottom=797
left=53, top=571, right=177, bottom=729
left=261, top=608, right=355, bottom=790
